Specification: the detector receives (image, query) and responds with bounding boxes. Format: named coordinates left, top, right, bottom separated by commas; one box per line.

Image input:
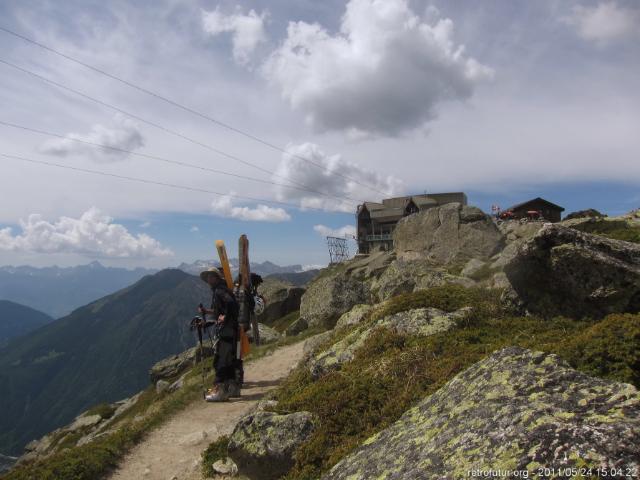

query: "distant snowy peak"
left=177, top=259, right=303, bottom=276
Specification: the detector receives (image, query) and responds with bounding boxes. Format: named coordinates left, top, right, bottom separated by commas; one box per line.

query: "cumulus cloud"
left=40, top=115, right=144, bottom=161
left=565, top=2, right=639, bottom=43
left=263, top=0, right=492, bottom=136
left=211, top=195, right=291, bottom=222
left=313, top=224, right=356, bottom=238
left=273, top=143, right=402, bottom=213
left=202, top=6, right=268, bottom=66
left=0, top=208, right=172, bottom=258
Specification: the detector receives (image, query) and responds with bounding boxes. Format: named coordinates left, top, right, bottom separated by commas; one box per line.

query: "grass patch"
left=201, top=435, right=230, bottom=478
left=271, top=310, right=300, bottom=334
left=270, top=285, right=640, bottom=479
left=571, top=219, right=640, bottom=244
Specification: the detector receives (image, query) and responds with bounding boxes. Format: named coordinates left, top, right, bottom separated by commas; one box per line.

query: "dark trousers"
left=214, top=338, right=236, bottom=384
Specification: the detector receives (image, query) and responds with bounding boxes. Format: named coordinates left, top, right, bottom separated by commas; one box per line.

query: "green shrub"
left=571, top=219, right=640, bottom=243
left=271, top=310, right=300, bottom=333
left=201, top=435, right=230, bottom=478
left=274, top=298, right=640, bottom=479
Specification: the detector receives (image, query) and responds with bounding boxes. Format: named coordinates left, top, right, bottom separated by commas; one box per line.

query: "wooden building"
left=504, top=197, right=565, bottom=223
left=357, top=192, right=467, bottom=254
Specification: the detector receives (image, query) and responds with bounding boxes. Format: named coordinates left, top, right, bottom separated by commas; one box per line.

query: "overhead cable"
left=0, top=25, right=388, bottom=195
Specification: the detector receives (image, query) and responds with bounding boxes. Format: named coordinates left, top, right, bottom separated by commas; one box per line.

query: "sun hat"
left=200, top=267, right=223, bottom=283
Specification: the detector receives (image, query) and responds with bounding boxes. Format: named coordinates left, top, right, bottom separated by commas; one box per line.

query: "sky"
left=0, top=0, right=638, bottom=269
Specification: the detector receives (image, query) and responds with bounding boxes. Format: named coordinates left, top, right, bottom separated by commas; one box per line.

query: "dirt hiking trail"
left=108, top=340, right=307, bottom=480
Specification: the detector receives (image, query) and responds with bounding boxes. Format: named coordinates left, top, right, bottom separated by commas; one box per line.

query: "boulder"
left=258, top=278, right=305, bottom=324
left=335, top=304, right=373, bottom=329
left=155, top=380, right=170, bottom=395
left=377, top=307, right=471, bottom=336
left=309, top=327, right=373, bottom=378
left=285, top=317, right=308, bottom=336
left=149, top=345, right=214, bottom=383
left=228, top=411, right=316, bottom=480
left=504, top=224, right=640, bottom=318
left=393, top=203, right=504, bottom=266
left=213, top=457, right=238, bottom=476
left=255, top=323, right=281, bottom=345
left=322, top=347, right=640, bottom=480
left=300, top=268, right=372, bottom=329
left=302, top=331, right=333, bottom=360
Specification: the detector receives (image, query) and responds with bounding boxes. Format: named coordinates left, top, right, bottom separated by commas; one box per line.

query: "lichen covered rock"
left=228, top=411, right=316, bottom=480
left=149, top=345, right=214, bottom=383
left=322, top=347, right=640, bottom=480
left=335, top=304, right=373, bottom=329
left=255, top=323, right=281, bottom=345
left=505, top=223, right=640, bottom=318
left=310, top=307, right=466, bottom=377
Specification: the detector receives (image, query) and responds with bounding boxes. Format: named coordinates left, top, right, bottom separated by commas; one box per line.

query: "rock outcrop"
left=300, top=269, right=372, bottom=329
left=258, top=278, right=305, bottom=324
left=228, top=411, right=316, bottom=480
left=322, top=347, right=640, bottom=480
left=255, top=323, right=281, bottom=344
left=505, top=224, right=640, bottom=318
left=393, top=203, right=504, bottom=266
left=149, top=345, right=214, bottom=383
left=309, top=307, right=467, bottom=378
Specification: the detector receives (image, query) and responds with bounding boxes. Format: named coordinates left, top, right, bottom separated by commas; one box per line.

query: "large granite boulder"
left=335, top=304, right=374, bottom=329
left=255, top=323, right=281, bottom=345
left=149, top=345, right=214, bottom=383
left=228, top=411, right=316, bottom=480
left=258, top=278, right=305, bottom=324
left=300, top=268, right=372, bottom=329
left=393, top=203, right=504, bottom=266
left=504, top=224, right=640, bottom=318
left=322, top=347, right=640, bottom=480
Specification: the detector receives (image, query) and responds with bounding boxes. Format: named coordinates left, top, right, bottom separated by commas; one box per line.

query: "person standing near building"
left=199, top=267, right=240, bottom=402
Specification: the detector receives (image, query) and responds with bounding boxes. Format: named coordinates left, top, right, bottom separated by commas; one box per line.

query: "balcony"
left=365, top=234, right=393, bottom=242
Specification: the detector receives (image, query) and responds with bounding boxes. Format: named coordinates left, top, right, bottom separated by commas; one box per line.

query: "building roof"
left=360, top=192, right=467, bottom=219
left=507, top=197, right=565, bottom=212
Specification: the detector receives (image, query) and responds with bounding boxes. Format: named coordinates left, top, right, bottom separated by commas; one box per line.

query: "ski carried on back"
left=239, top=234, right=260, bottom=346
left=215, top=240, right=234, bottom=290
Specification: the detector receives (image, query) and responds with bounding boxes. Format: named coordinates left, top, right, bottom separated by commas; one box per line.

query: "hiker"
left=199, top=267, right=240, bottom=402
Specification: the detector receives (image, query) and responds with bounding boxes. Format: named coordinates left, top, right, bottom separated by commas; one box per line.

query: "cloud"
left=202, top=6, right=268, bottom=66
left=565, top=2, right=639, bottom=44
left=210, top=195, right=291, bottom=222
left=0, top=208, right=172, bottom=258
left=139, top=221, right=151, bottom=228
left=273, top=143, right=402, bottom=212
left=313, top=224, right=356, bottom=238
left=263, top=0, right=492, bottom=136
left=40, top=116, right=144, bottom=162
left=190, top=226, right=200, bottom=232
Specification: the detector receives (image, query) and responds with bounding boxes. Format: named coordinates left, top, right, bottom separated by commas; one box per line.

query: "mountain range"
left=0, top=262, right=156, bottom=318
left=177, top=259, right=305, bottom=277
left=0, top=269, right=209, bottom=456
left=0, top=301, right=53, bottom=349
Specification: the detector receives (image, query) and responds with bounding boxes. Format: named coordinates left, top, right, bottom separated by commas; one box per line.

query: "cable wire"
left=0, top=120, right=356, bottom=209
left=0, top=152, right=341, bottom=213
left=0, top=58, right=358, bottom=205
left=0, top=25, right=388, bottom=195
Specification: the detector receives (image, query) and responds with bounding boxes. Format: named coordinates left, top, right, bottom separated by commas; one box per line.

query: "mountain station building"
left=357, top=192, right=467, bottom=254
left=503, top=197, right=565, bottom=223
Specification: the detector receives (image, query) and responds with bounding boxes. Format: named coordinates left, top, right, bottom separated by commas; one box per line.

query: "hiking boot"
left=226, top=380, right=241, bottom=398
left=205, top=384, right=229, bottom=402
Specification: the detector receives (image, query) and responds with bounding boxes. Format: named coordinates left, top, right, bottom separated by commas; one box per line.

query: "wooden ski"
left=215, top=240, right=234, bottom=290
left=239, top=234, right=260, bottom=345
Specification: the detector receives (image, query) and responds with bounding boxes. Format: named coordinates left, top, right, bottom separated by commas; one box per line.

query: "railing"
left=365, top=234, right=393, bottom=241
